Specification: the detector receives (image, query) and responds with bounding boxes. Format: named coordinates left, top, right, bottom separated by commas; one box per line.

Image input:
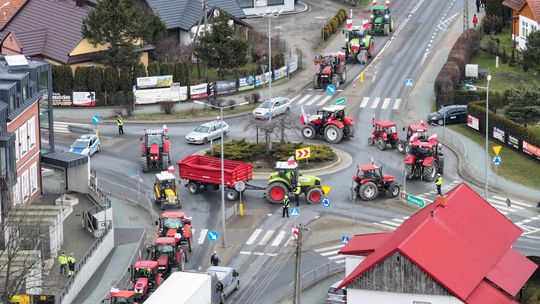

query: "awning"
left=41, top=151, right=88, bottom=168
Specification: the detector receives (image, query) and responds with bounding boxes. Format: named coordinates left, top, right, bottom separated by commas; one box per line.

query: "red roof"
left=338, top=183, right=537, bottom=303
left=0, top=0, right=27, bottom=30
left=375, top=120, right=396, bottom=128
left=338, top=232, right=391, bottom=256
left=134, top=260, right=158, bottom=269
left=161, top=211, right=186, bottom=219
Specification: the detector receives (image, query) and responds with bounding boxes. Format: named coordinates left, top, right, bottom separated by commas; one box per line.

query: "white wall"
left=517, top=15, right=539, bottom=50
left=67, top=161, right=90, bottom=194
left=348, top=289, right=463, bottom=304
left=345, top=255, right=365, bottom=276
left=242, top=0, right=295, bottom=16
left=180, top=30, right=193, bottom=46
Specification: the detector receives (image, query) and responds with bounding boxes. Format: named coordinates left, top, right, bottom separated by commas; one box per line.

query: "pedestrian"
left=473, top=14, right=478, bottom=29
left=435, top=173, right=443, bottom=196
left=116, top=114, right=124, bottom=135
left=58, top=252, right=68, bottom=276
left=282, top=195, right=290, bottom=218
left=481, top=0, right=486, bottom=8
left=210, top=251, right=220, bottom=266
left=537, top=201, right=540, bottom=208
left=67, top=253, right=76, bottom=276
left=476, top=0, right=480, bottom=12
left=293, top=187, right=301, bottom=207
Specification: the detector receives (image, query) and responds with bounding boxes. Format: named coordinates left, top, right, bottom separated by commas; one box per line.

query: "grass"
left=125, top=103, right=259, bottom=121
left=531, top=125, right=540, bottom=138
left=448, top=125, right=540, bottom=190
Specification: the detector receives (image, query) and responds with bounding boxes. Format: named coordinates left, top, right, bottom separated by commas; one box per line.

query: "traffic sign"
left=207, top=230, right=219, bottom=242
left=290, top=208, right=300, bottom=217
left=493, top=145, right=502, bottom=155
left=92, top=114, right=101, bottom=125
left=342, top=235, right=349, bottom=244
left=404, top=192, right=425, bottom=208
left=295, top=147, right=311, bottom=160
left=405, top=79, right=413, bottom=87
left=493, top=155, right=502, bottom=166
left=506, top=198, right=512, bottom=208
left=322, top=197, right=330, bottom=207
left=326, top=84, right=336, bottom=95
left=335, top=97, right=346, bottom=105
left=321, top=185, right=332, bottom=195
left=234, top=181, right=246, bottom=192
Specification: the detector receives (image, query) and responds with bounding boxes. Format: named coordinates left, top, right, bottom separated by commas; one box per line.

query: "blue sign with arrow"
left=290, top=208, right=300, bottom=217
left=493, top=155, right=502, bottom=166
left=207, top=230, right=219, bottom=242
left=92, top=114, right=101, bottom=125
left=342, top=235, right=349, bottom=244
left=322, top=197, right=330, bottom=207
left=326, top=84, right=336, bottom=95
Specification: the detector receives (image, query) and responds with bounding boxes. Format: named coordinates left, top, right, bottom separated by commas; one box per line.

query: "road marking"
left=271, top=231, right=286, bottom=247
left=381, top=220, right=400, bottom=227
left=314, top=244, right=344, bottom=253
left=246, top=229, right=262, bottom=245
left=296, top=95, right=311, bottom=105
left=328, top=255, right=344, bottom=260
left=492, top=195, right=530, bottom=207
left=393, top=98, right=401, bottom=110
left=381, top=98, right=391, bottom=109
left=240, top=251, right=251, bottom=255
left=360, top=97, right=370, bottom=108
left=305, top=95, right=322, bottom=106
left=394, top=218, right=405, bottom=223
left=318, top=95, right=332, bottom=106
left=253, top=252, right=265, bottom=256
left=320, top=250, right=340, bottom=257
left=258, top=230, right=275, bottom=246
left=370, top=97, right=380, bottom=108
left=290, top=94, right=301, bottom=102
left=335, top=259, right=345, bottom=264
left=198, top=229, right=208, bottom=244
left=266, top=253, right=277, bottom=257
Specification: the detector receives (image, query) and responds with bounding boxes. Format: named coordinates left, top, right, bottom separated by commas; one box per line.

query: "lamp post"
left=258, top=8, right=283, bottom=105
left=194, top=100, right=249, bottom=247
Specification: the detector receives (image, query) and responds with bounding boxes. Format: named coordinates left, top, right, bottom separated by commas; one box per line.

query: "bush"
left=52, top=65, right=73, bottom=94
left=86, top=67, right=103, bottom=93
left=159, top=101, right=176, bottom=114
left=160, top=62, right=174, bottom=76
left=103, top=67, right=120, bottom=93
left=73, top=67, right=89, bottom=91
left=147, top=62, right=160, bottom=76
left=118, top=67, right=133, bottom=93
left=483, top=15, right=504, bottom=35
left=206, top=139, right=265, bottom=160
left=245, top=92, right=261, bottom=104
left=272, top=143, right=336, bottom=163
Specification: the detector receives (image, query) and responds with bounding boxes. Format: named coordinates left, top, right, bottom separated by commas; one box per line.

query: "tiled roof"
left=13, top=28, right=47, bottom=55
left=502, top=0, right=526, bottom=10
left=0, top=0, right=27, bottom=30
left=527, top=0, right=540, bottom=21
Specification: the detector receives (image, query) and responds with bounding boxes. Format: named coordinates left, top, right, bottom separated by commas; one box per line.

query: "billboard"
left=274, top=66, right=287, bottom=80
left=507, top=134, right=520, bottom=150
left=73, top=91, right=96, bottom=107
left=493, top=127, right=505, bottom=143
left=288, top=61, right=298, bottom=73
left=255, top=72, right=272, bottom=87
left=52, top=92, right=72, bottom=106
left=190, top=83, right=211, bottom=99
left=134, top=85, right=187, bottom=104
left=216, top=80, right=237, bottom=95
left=467, top=115, right=479, bottom=131
left=136, top=75, right=173, bottom=89
left=239, top=75, right=255, bottom=91
left=523, top=140, right=540, bottom=161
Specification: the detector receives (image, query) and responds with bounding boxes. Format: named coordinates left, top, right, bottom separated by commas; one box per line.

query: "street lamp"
left=258, top=8, right=283, bottom=105
left=194, top=100, right=249, bottom=247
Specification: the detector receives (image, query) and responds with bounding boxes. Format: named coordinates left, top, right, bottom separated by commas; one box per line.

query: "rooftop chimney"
left=75, top=0, right=85, bottom=7
left=435, top=195, right=448, bottom=207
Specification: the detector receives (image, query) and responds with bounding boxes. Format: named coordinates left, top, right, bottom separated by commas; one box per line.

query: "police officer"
left=116, top=115, right=124, bottom=135
left=435, top=173, right=443, bottom=196
left=67, top=253, right=76, bottom=276
left=293, top=187, right=301, bottom=206
left=282, top=195, right=290, bottom=218
left=58, top=252, right=68, bottom=276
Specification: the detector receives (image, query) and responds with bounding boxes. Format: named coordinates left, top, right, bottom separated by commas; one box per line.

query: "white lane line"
left=246, top=229, right=262, bottom=245
left=488, top=199, right=522, bottom=212
left=490, top=197, right=524, bottom=210
left=305, top=95, right=322, bottom=106
left=314, top=244, right=345, bottom=253
left=258, top=230, right=275, bottom=246
left=393, top=98, right=401, bottom=110
left=328, top=255, right=344, bottom=260
left=372, top=222, right=396, bottom=230
left=394, top=218, right=405, bottom=223
left=320, top=250, right=339, bottom=257
left=370, top=97, right=380, bottom=109
left=318, top=95, right=332, bottom=106
left=296, top=95, right=311, bottom=105
left=271, top=231, right=286, bottom=247
left=360, top=97, right=370, bottom=108
left=240, top=251, right=251, bottom=255
left=198, top=229, right=208, bottom=244
left=381, top=220, right=400, bottom=227
left=253, top=252, right=264, bottom=256
left=381, top=98, right=391, bottom=109
left=492, top=195, right=530, bottom=208
left=290, top=94, right=301, bottom=102
left=335, top=259, right=345, bottom=264
left=523, top=219, right=532, bottom=223
left=266, top=253, right=277, bottom=257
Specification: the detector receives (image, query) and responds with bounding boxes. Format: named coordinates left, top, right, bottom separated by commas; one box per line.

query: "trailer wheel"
left=187, top=182, right=199, bottom=194
left=306, top=187, right=324, bottom=204
left=225, top=188, right=239, bottom=201
left=266, top=182, right=288, bottom=204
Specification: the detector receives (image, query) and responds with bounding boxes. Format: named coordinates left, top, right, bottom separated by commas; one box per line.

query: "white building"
left=238, top=0, right=295, bottom=16
left=503, top=0, right=540, bottom=50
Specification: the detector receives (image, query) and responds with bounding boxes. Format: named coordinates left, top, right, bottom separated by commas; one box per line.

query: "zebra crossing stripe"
left=314, top=244, right=344, bottom=252
left=381, top=98, right=391, bottom=109
left=198, top=229, right=208, bottom=244
left=271, top=231, right=286, bottom=247
left=335, top=259, right=345, bottom=264
left=318, top=95, right=332, bottom=106
left=290, top=94, right=301, bottom=102
left=381, top=220, right=400, bottom=227
left=305, top=95, right=322, bottom=106
left=360, top=97, right=369, bottom=108
left=246, top=229, right=262, bottom=245
left=393, top=98, right=401, bottom=110
left=320, top=250, right=340, bottom=257
left=258, top=230, right=275, bottom=246
left=371, top=97, right=380, bottom=108
left=492, top=195, right=530, bottom=208
left=296, top=95, right=311, bottom=105
left=328, top=255, right=344, bottom=260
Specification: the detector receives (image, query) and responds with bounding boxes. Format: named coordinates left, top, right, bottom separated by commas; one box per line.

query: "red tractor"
left=352, top=164, right=400, bottom=200
left=140, top=128, right=171, bottom=172
left=301, top=105, right=355, bottom=144
left=368, top=120, right=400, bottom=150
left=396, top=121, right=429, bottom=154
left=147, top=237, right=187, bottom=279
left=107, top=289, right=137, bottom=304
left=129, top=260, right=163, bottom=301
left=404, top=136, right=444, bottom=181
left=312, top=54, right=347, bottom=89
left=155, top=211, right=193, bottom=252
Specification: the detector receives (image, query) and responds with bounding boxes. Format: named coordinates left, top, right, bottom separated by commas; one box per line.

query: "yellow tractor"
left=154, top=171, right=181, bottom=210
left=10, top=295, right=54, bottom=304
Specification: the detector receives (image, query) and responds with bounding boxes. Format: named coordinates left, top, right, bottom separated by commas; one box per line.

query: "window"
left=522, top=21, right=529, bottom=38
left=22, top=85, right=27, bottom=100
left=38, top=70, right=49, bottom=92
left=9, top=95, right=14, bottom=110
left=14, top=130, right=19, bottom=161
left=27, top=116, right=36, bottom=149
left=267, top=0, right=284, bottom=5
left=0, top=147, right=5, bottom=177
left=19, top=124, right=27, bottom=156
left=21, top=170, right=29, bottom=201
left=13, top=178, right=20, bottom=205
left=30, top=163, right=37, bottom=194
left=238, top=0, right=253, bottom=8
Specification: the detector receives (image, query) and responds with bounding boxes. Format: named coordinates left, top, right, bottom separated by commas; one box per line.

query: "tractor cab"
left=131, top=260, right=161, bottom=297
left=405, top=121, right=428, bottom=141
left=352, top=164, right=399, bottom=200
left=141, top=128, right=171, bottom=172
left=354, top=164, right=395, bottom=183
left=109, top=289, right=136, bottom=304
left=275, top=160, right=299, bottom=188
left=156, top=211, right=192, bottom=251
left=369, top=120, right=399, bottom=150
left=153, top=171, right=181, bottom=210
left=317, top=105, right=347, bottom=123
left=149, top=237, right=185, bottom=277
left=369, top=2, right=394, bottom=36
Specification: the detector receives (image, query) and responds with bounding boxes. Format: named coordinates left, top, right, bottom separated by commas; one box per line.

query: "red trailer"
left=177, top=155, right=254, bottom=201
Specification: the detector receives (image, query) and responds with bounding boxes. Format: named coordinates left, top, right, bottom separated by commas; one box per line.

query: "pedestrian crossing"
left=290, top=93, right=403, bottom=110
left=192, top=227, right=293, bottom=249
left=313, top=244, right=345, bottom=264
left=53, top=121, right=92, bottom=134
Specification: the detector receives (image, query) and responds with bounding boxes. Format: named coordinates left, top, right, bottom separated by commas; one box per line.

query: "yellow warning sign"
left=321, top=185, right=332, bottom=195
left=493, top=145, right=502, bottom=155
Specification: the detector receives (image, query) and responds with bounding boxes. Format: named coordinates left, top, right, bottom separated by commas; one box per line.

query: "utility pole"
left=463, top=0, right=469, bottom=35
left=293, top=224, right=309, bottom=304
left=203, top=0, right=208, bottom=82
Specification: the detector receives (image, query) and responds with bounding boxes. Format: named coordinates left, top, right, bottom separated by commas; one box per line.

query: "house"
left=0, top=0, right=153, bottom=71
left=145, top=0, right=252, bottom=45
left=238, top=0, right=295, bottom=16
left=337, top=183, right=538, bottom=304
left=503, top=0, right=539, bottom=49
left=0, top=0, right=27, bottom=30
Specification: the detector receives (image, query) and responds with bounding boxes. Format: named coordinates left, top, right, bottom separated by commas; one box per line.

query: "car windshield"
left=259, top=101, right=272, bottom=109
left=386, top=126, right=397, bottom=134
left=146, top=134, right=162, bottom=147
left=157, top=245, right=174, bottom=254
left=373, top=9, right=385, bottom=17
left=194, top=125, right=210, bottom=133
left=164, top=218, right=182, bottom=229
left=328, top=287, right=346, bottom=295
left=437, top=107, right=450, bottom=114
left=134, top=268, right=152, bottom=279
left=72, top=140, right=88, bottom=149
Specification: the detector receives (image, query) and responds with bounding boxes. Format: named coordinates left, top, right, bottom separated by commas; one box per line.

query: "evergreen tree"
left=73, top=67, right=89, bottom=91
left=504, top=88, right=540, bottom=125
left=118, top=67, right=133, bottom=92
left=160, top=62, right=174, bottom=76
left=522, top=31, right=540, bottom=72
left=147, top=62, right=160, bottom=76
left=86, top=67, right=103, bottom=93
left=486, top=0, right=503, bottom=18
left=102, top=67, right=120, bottom=93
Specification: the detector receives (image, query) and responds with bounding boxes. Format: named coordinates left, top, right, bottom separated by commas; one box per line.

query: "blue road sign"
left=92, top=114, right=101, bottom=125
left=342, top=235, right=349, bottom=244
left=322, top=197, right=330, bottom=207
left=326, top=84, right=336, bottom=95
left=207, top=230, right=219, bottom=242
left=493, top=155, right=502, bottom=166
left=290, top=208, right=300, bottom=217
left=405, top=79, right=413, bottom=87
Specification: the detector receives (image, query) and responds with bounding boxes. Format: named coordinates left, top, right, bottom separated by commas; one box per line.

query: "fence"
left=301, top=262, right=344, bottom=290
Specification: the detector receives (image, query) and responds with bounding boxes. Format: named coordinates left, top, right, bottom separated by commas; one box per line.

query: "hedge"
left=323, top=8, right=348, bottom=40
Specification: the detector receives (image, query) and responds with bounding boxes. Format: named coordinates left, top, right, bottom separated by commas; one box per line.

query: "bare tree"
left=153, top=37, right=195, bottom=62
left=244, top=112, right=300, bottom=155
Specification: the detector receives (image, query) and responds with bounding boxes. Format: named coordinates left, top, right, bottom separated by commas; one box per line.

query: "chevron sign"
left=295, top=147, right=311, bottom=160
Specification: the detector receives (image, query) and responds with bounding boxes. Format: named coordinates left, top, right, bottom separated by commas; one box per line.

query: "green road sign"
left=335, top=97, right=346, bottom=105
left=405, top=193, right=425, bottom=208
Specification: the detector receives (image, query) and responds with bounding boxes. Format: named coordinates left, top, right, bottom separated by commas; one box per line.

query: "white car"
left=69, top=134, right=100, bottom=156
left=185, top=120, right=229, bottom=144
left=327, top=280, right=347, bottom=303
left=252, top=97, right=291, bottom=119
left=207, top=266, right=240, bottom=300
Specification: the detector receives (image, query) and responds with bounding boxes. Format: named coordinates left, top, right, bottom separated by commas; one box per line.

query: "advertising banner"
left=216, top=80, right=237, bottom=95
left=493, top=127, right=505, bottom=143
left=255, top=72, right=272, bottom=87
left=274, top=66, right=287, bottom=80
left=467, top=115, right=479, bottom=131
left=52, top=92, right=72, bottom=106
left=72, top=91, right=96, bottom=106
left=523, top=140, right=540, bottom=161
left=288, top=60, right=298, bottom=74
left=136, top=75, right=173, bottom=89
left=507, top=134, right=520, bottom=150
left=239, top=75, right=255, bottom=91
left=134, top=85, right=187, bottom=104
left=189, top=83, right=210, bottom=99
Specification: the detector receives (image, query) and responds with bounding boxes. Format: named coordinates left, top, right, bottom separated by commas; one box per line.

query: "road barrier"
left=301, top=262, right=344, bottom=290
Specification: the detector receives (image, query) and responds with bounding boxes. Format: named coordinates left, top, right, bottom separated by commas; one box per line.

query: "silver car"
left=185, top=120, right=230, bottom=144
left=207, top=266, right=240, bottom=300
left=327, top=280, right=347, bottom=303
left=252, top=97, right=291, bottom=119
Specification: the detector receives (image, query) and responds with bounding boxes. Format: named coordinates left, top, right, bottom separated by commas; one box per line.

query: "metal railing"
left=301, top=262, right=344, bottom=290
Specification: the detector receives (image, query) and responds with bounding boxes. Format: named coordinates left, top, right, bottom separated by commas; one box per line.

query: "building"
left=0, top=0, right=153, bottom=71
left=238, top=0, right=295, bottom=16
left=337, top=183, right=538, bottom=304
left=503, top=0, right=539, bottom=49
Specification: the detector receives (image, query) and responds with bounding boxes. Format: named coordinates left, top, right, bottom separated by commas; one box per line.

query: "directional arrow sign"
left=295, top=147, right=311, bottom=160
left=207, top=230, right=219, bottom=242
left=92, top=114, right=101, bottom=125
left=322, top=197, right=330, bottom=207
left=326, top=84, right=336, bottom=95
left=335, top=97, right=346, bottom=105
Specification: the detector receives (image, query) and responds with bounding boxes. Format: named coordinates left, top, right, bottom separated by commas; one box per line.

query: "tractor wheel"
left=332, top=75, right=340, bottom=88
left=179, top=250, right=186, bottom=271
left=383, top=24, right=389, bottom=36
left=368, top=137, right=374, bottom=146
left=160, top=202, right=165, bottom=211
left=377, top=137, right=386, bottom=151
left=369, top=40, right=374, bottom=58
left=422, top=164, right=437, bottom=182
left=177, top=201, right=182, bottom=209
left=225, top=188, right=239, bottom=201
left=313, top=75, right=320, bottom=89
left=324, top=125, right=344, bottom=144
left=141, top=157, right=148, bottom=173
left=340, top=67, right=347, bottom=84
left=390, top=17, right=394, bottom=32
left=405, top=144, right=412, bottom=154
left=266, top=182, right=288, bottom=204
left=306, top=187, right=324, bottom=204
left=438, top=155, right=444, bottom=175
left=396, top=140, right=406, bottom=153
left=405, top=165, right=415, bottom=179
left=359, top=182, right=379, bottom=201
left=302, top=125, right=316, bottom=139
left=357, top=50, right=368, bottom=64
left=386, top=182, right=400, bottom=198
left=161, top=154, right=170, bottom=170
left=187, top=182, right=199, bottom=194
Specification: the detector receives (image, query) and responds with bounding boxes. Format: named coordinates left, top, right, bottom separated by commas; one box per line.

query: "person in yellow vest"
left=435, top=173, right=443, bottom=196
left=293, top=187, right=301, bottom=206
left=67, top=253, right=76, bottom=276
left=116, top=115, right=124, bottom=135
left=58, top=252, right=68, bottom=276
left=282, top=195, right=290, bottom=218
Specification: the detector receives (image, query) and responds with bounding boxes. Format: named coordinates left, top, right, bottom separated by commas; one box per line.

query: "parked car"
left=427, top=104, right=468, bottom=125
left=185, top=120, right=229, bottom=144
left=327, top=280, right=347, bottom=304
left=69, top=134, right=100, bottom=156
left=252, top=97, right=291, bottom=119
left=207, top=266, right=240, bottom=300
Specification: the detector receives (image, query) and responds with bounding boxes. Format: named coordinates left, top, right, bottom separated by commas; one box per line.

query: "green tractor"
left=343, top=26, right=374, bottom=64
left=369, top=3, right=394, bottom=36
left=265, top=159, right=324, bottom=204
